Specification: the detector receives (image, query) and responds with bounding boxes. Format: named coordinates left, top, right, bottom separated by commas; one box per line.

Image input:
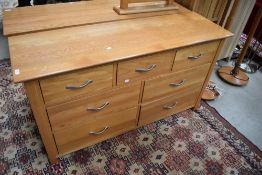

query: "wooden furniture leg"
left=24, top=80, right=59, bottom=164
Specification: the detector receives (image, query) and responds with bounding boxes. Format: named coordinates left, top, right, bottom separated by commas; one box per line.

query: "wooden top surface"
left=8, top=10, right=232, bottom=82
left=3, top=0, right=189, bottom=36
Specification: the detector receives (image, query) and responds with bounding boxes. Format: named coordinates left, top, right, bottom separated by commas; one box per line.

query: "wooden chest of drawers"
left=4, top=0, right=232, bottom=164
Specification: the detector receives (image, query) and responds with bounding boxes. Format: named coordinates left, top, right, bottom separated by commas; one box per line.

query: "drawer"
left=173, top=41, right=219, bottom=72
left=139, top=91, right=199, bottom=126
left=55, top=107, right=138, bottom=155
left=142, top=64, right=210, bottom=103
left=117, top=51, right=174, bottom=85
left=40, top=64, right=113, bottom=106
left=47, top=83, right=140, bottom=132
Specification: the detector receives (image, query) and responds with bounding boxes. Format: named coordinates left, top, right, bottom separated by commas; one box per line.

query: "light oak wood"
left=202, top=0, right=212, bottom=17
left=4, top=2, right=233, bottom=163
left=194, top=40, right=224, bottom=109
left=121, top=0, right=129, bottom=9
left=217, top=0, right=229, bottom=25
left=202, top=88, right=219, bottom=101
left=120, top=0, right=170, bottom=8
left=190, top=0, right=233, bottom=26
left=8, top=13, right=232, bottom=83
left=114, top=1, right=178, bottom=15
left=207, top=0, right=218, bottom=19
left=139, top=90, right=199, bottom=126
left=3, top=0, right=189, bottom=36
left=54, top=107, right=137, bottom=145
left=143, top=63, right=211, bottom=102
left=224, top=0, right=239, bottom=29
left=48, top=83, right=140, bottom=131
left=40, top=65, right=113, bottom=106
left=55, top=107, right=138, bottom=155
left=128, top=0, right=167, bottom=3
left=24, top=80, right=58, bottom=164
left=172, top=40, right=220, bottom=72
left=218, top=66, right=249, bottom=86
left=117, top=51, right=174, bottom=85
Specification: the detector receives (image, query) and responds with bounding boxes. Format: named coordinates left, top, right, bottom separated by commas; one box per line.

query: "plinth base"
left=113, top=2, right=178, bottom=15
left=218, top=66, right=249, bottom=86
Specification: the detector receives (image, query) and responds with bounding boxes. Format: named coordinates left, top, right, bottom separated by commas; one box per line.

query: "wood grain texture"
left=143, top=64, right=210, bottom=102
left=128, top=0, right=166, bottom=3
left=4, top=1, right=234, bottom=163
left=54, top=107, right=137, bottom=145
left=114, top=4, right=179, bottom=15
left=8, top=12, right=232, bottom=83
left=24, top=80, right=58, bottom=164
left=218, top=66, right=249, bottom=86
left=194, top=39, right=224, bottom=109
left=48, top=83, right=140, bottom=131
left=139, top=90, right=199, bottom=126
left=117, top=50, right=174, bottom=85
left=120, top=0, right=129, bottom=9
left=55, top=107, right=138, bottom=155
left=114, top=0, right=178, bottom=15
left=172, top=40, right=220, bottom=72
left=3, top=0, right=189, bottom=36
left=40, top=64, right=113, bottom=106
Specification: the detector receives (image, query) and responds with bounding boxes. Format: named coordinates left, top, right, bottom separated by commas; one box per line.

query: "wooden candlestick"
left=218, top=6, right=262, bottom=86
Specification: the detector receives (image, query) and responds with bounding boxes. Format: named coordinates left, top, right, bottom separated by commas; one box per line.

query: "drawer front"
left=173, top=41, right=219, bottom=72
left=40, top=64, right=113, bottom=106
left=117, top=51, right=174, bottom=85
left=143, top=64, right=210, bottom=103
left=48, top=83, right=140, bottom=132
left=55, top=107, right=137, bottom=155
left=139, top=91, right=199, bottom=126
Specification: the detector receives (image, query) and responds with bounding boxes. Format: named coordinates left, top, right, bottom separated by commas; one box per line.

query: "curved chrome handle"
left=65, top=80, right=93, bottom=90
left=89, top=126, right=110, bottom=135
left=188, top=53, right=202, bottom=60
left=170, top=80, right=186, bottom=87
left=135, top=64, right=156, bottom=73
left=163, top=102, right=178, bottom=110
left=87, top=101, right=109, bottom=112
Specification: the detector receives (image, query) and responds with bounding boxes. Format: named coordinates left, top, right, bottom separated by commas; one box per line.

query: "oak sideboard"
left=3, top=0, right=232, bottom=163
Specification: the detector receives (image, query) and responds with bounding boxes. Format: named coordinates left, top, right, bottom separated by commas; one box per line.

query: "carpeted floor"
left=0, top=59, right=262, bottom=175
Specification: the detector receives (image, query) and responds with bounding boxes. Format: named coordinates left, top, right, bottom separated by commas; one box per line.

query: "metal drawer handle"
left=188, top=53, right=202, bottom=60
left=163, top=102, right=178, bottom=110
left=169, top=80, right=186, bottom=87
left=65, top=80, right=93, bottom=90
left=89, top=126, right=110, bottom=135
left=87, top=101, right=109, bottom=112
left=135, top=64, right=156, bottom=73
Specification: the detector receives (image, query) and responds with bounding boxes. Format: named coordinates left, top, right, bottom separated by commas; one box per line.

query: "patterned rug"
left=1, top=59, right=262, bottom=175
